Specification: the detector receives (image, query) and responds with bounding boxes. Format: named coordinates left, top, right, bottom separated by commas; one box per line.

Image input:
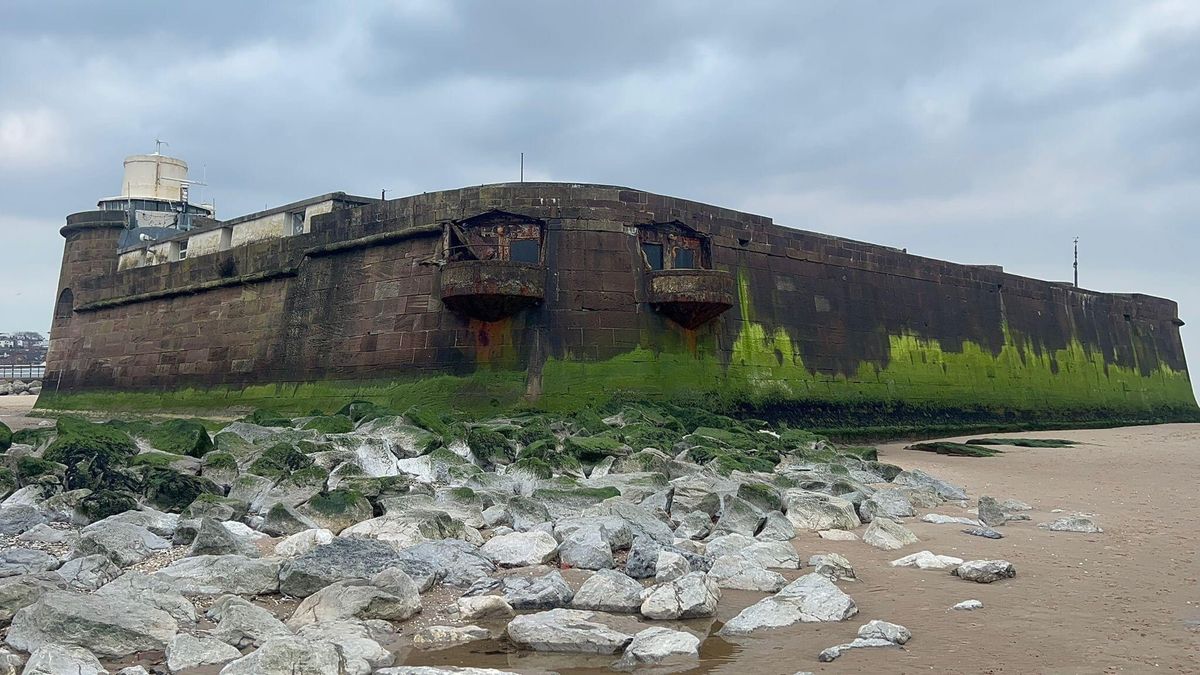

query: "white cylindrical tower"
left=119, top=154, right=190, bottom=201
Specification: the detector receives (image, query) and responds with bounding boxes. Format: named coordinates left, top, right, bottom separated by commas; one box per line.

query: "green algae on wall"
left=35, top=270, right=1196, bottom=428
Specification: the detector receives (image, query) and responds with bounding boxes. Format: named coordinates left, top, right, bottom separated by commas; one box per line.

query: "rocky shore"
left=0, top=381, right=40, bottom=397
left=0, top=402, right=1104, bottom=674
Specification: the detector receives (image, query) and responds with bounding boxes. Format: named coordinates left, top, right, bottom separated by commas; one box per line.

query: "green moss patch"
left=0, top=421, right=10, bottom=452
left=301, top=415, right=355, bottom=435
left=965, top=437, right=1077, bottom=448
left=15, top=455, right=65, bottom=484
left=241, top=408, right=293, bottom=428
left=79, top=489, right=139, bottom=521
left=248, top=443, right=314, bottom=478
left=141, top=467, right=221, bottom=512
left=907, top=441, right=1002, bottom=457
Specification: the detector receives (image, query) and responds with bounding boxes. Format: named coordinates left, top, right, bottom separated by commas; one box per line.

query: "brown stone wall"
left=42, top=183, right=1195, bottom=421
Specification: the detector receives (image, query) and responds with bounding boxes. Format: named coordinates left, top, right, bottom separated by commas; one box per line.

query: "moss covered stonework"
left=40, top=183, right=1196, bottom=432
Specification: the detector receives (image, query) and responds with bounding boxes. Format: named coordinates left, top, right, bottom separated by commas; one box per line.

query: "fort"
left=40, top=154, right=1198, bottom=433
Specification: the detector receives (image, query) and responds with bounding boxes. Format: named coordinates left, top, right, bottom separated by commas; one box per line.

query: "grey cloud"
left=0, top=0, right=1196, bottom=399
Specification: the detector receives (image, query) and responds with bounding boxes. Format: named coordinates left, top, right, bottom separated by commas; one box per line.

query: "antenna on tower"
left=154, top=138, right=169, bottom=155
left=520, top=152, right=524, bottom=183
left=1073, top=236, right=1079, bottom=287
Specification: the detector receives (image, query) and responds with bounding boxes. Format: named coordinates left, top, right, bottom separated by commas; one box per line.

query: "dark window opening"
left=55, top=288, right=73, bottom=320
left=510, top=239, right=540, bottom=264
left=642, top=243, right=664, bottom=270
left=674, top=248, right=695, bottom=269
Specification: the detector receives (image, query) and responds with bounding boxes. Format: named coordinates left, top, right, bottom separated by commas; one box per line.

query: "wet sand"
left=407, top=424, right=1200, bottom=674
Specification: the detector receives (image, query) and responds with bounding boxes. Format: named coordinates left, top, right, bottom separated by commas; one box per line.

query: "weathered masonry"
left=43, top=176, right=1198, bottom=431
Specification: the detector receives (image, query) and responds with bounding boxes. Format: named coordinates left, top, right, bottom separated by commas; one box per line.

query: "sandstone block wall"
left=41, top=183, right=1197, bottom=429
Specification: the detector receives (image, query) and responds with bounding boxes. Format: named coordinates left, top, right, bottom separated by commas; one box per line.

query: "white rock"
left=809, top=552, right=856, bottom=581
left=952, top=599, right=983, bottom=610
left=217, top=636, right=344, bottom=674
left=719, top=573, right=857, bottom=635
left=167, top=633, right=243, bottom=672
left=412, top=625, right=491, bottom=649
left=818, top=637, right=897, bottom=662
left=654, top=551, right=690, bottom=582
left=340, top=516, right=428, bottom=551
left=921, top=513, right=980, bottom=526
left=862, top=517, right=919, bottom=551
left=818, top=529, right=858, bottom=541
left=890, top=550, right=964, bottom=570
left=616, top=626, right=700, bottom=667
left=706, top=554, right=787, bottom=592
left=479, top=530, right=558, bottom=567
left=505, top=608, right=633, bottom=654
left=21, top=643, right=106, bottom=675
left=457, top=595, right=514, bottom=621
left=640, top=572, right=721, bottom=619
left=784, top=490, right=860, bottom=531
left=857, top=619, right=911, bottom=644
left=570, top=569, right=644, bottom=613
left=275, top=528, right=335, bottom=557
left=952, top=560, right=1016, bottom=583
left=1040, top=515, right=1102, bottom=533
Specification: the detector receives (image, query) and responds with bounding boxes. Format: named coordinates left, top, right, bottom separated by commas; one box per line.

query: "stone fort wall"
left=41, top=183, right=1198, bottom=429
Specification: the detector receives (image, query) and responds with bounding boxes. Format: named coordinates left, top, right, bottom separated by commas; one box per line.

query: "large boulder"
left=977, top=495, right=1006, bottom=527
left=288, top=575, right=421, bottom=628
left=275, top=528, right=335, bottom=557
left=73, top=521, right=171, bottom=567
left=153, top=555, right=282, bottom=596
left=6, top=590, right=178, bottom=657
left=706, top=554, right=787, bottom=592
left=505, top=608, right=633, bottom=654
left=54, top=554, right=121, bottom=591
left=295, top=619, right=394, bottom=673
left=218, top=636, right=344, bottom=675
left=862, top=517, right=919, bottom=551
left=0, top=504, right=47, bottom=536
left=166, top=633, right=243, bottom=672
left=639, top=572, right=721, bottom=619
left=279, top=538, right=411, bottom=597
left=552, top=515, right=635, bottom=550
left=498, top=570, right=575, bottom=610
left=570, top=569, right=644, bottom=613
left=479, top=530, right=559, bottom=567
left=189, top=517, right=260, bottom=557
left=20, top=644, right=107, bottom=675
left=395, top=539, right=492, bottom=589
left=710, top=496, right=765, bottom=537
left=581, top=500, right=674, bottom=544
left=559, top=529, right=613, bottom=570
left=859, top=488, right=916, bottom=522
left=0, top=573, right=67, bottom=623
left=784, top=490, right=860, bottom=531
left=892, top=468, right=967, bottom=501
left=755, top=510, right=796, bottom=541
left=0, top=548, right=57, bottom=578
left=96, top=571, right=198, bottom=624
left=616, top=626, right=700, bottom=667
left=208, top=595, right=291, bottom=648
left=719, top=574, right=857, bottom=635
left=809, top=552, right=856, bottom=582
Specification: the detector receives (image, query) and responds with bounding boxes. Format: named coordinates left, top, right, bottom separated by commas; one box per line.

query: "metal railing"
left=0, top=364, right=44, bottom=380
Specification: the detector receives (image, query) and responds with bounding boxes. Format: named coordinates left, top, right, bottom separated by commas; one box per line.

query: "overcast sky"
left=1, top=1, right=1197, bottom=392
